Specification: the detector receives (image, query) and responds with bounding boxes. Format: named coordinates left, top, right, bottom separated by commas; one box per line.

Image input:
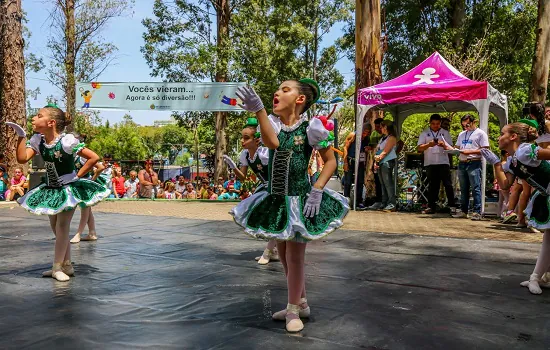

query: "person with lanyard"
left=451, top=114, right=489, bottom=220
left=417, top=114, right=456, bottom=214
left=343, top=123, right=371, bottom=209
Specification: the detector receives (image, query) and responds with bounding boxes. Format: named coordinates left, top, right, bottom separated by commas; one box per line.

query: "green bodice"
left=268, top=120, right=313, bottom=197
left=247, top=154, right=269, bottom=183
left=38, top=137, right=78, bottom=187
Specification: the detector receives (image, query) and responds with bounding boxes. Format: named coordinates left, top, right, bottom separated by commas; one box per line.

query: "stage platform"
left=0, top=206, right=548, bottom=349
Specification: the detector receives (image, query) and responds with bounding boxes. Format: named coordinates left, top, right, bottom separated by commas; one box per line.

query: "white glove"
left=235, top=86, right=264, bottom=113
left=5, top=122, right=26, bottom=137
left=223, top=155, right=237, bottom=170
left=480, top=148, right=500, bottom=165
left=58, top=173, right=80, bottom=185
left=303, top=187, right=323, bottom=218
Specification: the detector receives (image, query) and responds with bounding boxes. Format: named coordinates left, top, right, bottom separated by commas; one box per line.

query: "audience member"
left=198, top=178, right=209, bottom=199
left=175, top=176, right=186, bottom=194
left=124, top=171, right=139, bottom=198
left=6, top=166, right=26, bottom=201
left=182, top=183, right=197, bottom=199
left=163, top=181, right=182, bottom=199
left=207, top=186, right=218, bottom=200
left=111, top=168, right=126, bottom=198
left=240, top=187, right=251, bottom=200
left=224, top=173, right=241, bottom=192
left=0, top=166, right=8, bottom=201
left=218, top=184, right=239, bottom=200
left=138, top=159, right=159, bottom=199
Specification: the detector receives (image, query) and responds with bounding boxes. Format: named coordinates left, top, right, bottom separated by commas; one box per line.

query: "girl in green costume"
left=224, top=118, right=279, bottom=265
left=484, top=121, right=550, bottom=295
left=231, top=80, right=349, bottom=332
left=6, top=105, right=110, bottom=282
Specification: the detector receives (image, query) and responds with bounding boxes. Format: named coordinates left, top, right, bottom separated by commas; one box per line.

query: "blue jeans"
left=458, top=160, right=482, bottom=214
left=378, top=159, right=396, bottom=206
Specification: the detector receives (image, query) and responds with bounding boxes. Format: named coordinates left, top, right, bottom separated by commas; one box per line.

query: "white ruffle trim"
left=525, top=191, right=550, bottom=229
left=230, top=187, right=349, bottom=241
left=18, top=179, right=111, bottom=216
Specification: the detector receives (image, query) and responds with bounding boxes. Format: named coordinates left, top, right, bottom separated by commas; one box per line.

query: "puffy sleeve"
left=307, top=117, right=334, bottom=150
left=238, top=150, right=249, bottom=167
left=502, top=156, right=512, bottom=173
left=515, top=143, right=542, bottom=167
left=61, top=133, right=85, bottom=155
left=257, top=146, right=269, bottom=166
left=26, top=134, right=42, bottom=153
left=258, top=114, right=282, bottom=143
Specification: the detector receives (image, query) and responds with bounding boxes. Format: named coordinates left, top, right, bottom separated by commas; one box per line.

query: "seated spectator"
left=207, top=186, right=218, bottom=200
left=6, top=167, right=26, bottom=201
left=217, top=176, right=225, bottom=188
left=156, top=181, right=165, bottom=199
left=223, top=173, right=241, bottom=193
left=198, top=179, right=209, bottom=199
left=0, top=166, right=8, bottom=201
left=111, top=168, right=126, bottom=198
left=124, top=171, right=139, bottom=198
left=216, top=184, right=224, bottom=195
left=240, top=187, right=251, bottom=200
left=218, top=184, right=239, bottom=200
left=182, top=183, right=197, bottom=199
left=175, top=176, right=186, bottom=194
left=163, top=181, right=182, bottom=199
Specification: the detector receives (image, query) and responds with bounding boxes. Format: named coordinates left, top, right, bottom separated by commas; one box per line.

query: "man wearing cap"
left=224, top=173, right=241, bottom=193
left=452, top=115, right=489, bottom=220
left=138, top=159, right=159, bottom=199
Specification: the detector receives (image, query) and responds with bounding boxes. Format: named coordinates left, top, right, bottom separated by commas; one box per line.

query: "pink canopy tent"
left=354, top=52, right=508, bottom=211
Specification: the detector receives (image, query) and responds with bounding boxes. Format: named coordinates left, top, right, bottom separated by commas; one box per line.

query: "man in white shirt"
left=452, top=114, right=489, bottom=220
left=123, top=170, right=139, bottom=198
left=417, top=114, right=455, bottom=214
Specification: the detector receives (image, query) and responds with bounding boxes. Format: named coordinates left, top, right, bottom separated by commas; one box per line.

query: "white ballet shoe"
left=285, top=304, right=304, bottom=333
left=81, top=230, right=98, bottom=241
left=42, top=261, right=74, bottom=277
left=70, top=232, right=81, bottom=244
left=257, top=248, right=279, bottom=265
left=272, top=298, right=310, bottom=321
left=51, top=263, right=70, bottom=282
left=520, top=273, right=543, bottom=294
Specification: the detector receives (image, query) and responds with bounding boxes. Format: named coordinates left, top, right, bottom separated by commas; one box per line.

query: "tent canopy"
left=353, top=52, right=509, bottom=212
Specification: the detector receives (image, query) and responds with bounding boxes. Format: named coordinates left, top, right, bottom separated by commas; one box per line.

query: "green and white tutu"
left=230, top=115, right=349, bottom=242
left=19, top=179, right=111, bottom=215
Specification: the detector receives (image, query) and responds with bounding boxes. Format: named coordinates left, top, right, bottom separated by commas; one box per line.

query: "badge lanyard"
left=460, top=131, right=474, bottom=150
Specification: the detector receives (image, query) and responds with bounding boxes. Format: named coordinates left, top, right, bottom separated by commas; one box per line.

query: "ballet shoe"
left=520, top=273, right=542, bottom=294
left=258, top=248, right=278, bottom=265
left=70, top=232, right=81, bottom=244
left=285, top=304, right=304, bottom=333
left=51, top=263, right=70, bottom=282
left=43, top=261, right=74, bottom=277
left=81, top=230, right=98, bottom=241
left=272, top=298, right=310, bottom=321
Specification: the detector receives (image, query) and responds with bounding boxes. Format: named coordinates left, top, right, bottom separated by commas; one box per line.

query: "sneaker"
left=529, top=226, right=541, bottom=233
left=502, top=211, right=518, bottom=224
left=368, top=202, right=384, bottom=210
left=452, top=211, right=467, bottom=218
left=382, top=204, right=396, bottom=212
left=470, top=213, right=482, bottom=221
left=422, top=208, right=435, bottom=214
left=356, top=203, right=366, bottom=211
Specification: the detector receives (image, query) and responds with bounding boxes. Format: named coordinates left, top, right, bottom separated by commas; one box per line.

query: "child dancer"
left=6, top=105, right=110, bottom=281
left=223, top=118, right=279, bottom=265
left=230, top=80, right=349, bottom=332
left=70, top=152, right=105, bottom=243
left=482, top=120, right=550, bottom=294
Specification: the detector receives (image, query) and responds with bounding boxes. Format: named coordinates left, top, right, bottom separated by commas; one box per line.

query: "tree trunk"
left=530, top=0, right=550, bottom=103
left=1, top=0, right=26, bottom=174
left=214, top=0, right=230, bottom=181
left=449, top=0, right=465, bottom=49
left=64, top=0, right=76, bottom=131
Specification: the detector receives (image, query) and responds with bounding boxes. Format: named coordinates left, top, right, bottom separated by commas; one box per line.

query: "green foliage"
left=87, top=115, right=148, bottom=160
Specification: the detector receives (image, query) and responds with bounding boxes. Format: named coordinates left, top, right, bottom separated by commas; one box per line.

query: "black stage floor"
left=0, top=207, right=548, bottom=349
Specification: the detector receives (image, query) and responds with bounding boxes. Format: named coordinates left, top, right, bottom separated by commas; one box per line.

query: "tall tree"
left=47, top=0, right=132, bottom=126
left=530, top=0, right=550, bottom=103
left=0, top=0, right=26, bottom=172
